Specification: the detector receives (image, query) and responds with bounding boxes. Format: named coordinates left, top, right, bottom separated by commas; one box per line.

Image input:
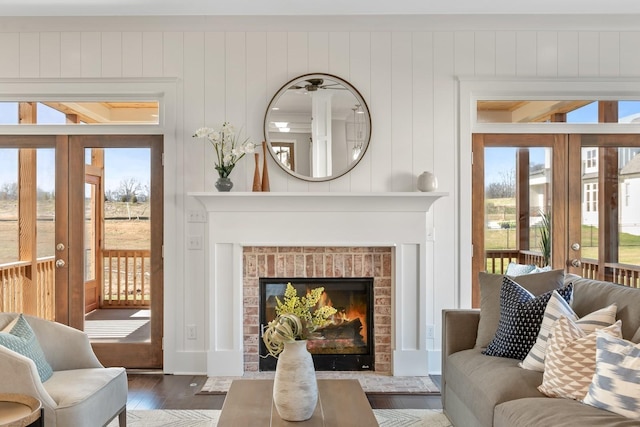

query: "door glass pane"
left=0, top=148, right=18, bottom=264
left=0, top=147, right=55, bottom=319
left=528, top=147, right=553, bottom=267
left=485, top=148, right=517, bottom=264
left=618, top=148, right=640, bottom=266
left=578, top=141, right=640, bottom=284
left=485, top=146, right=552, bottom=273
left=581, top=147, right=599, bottom=262
left=37, top=149, right=55, bottom=259
left=84, top=147, right=151, bottom=343
left=84, top=182, right=96, bottom=282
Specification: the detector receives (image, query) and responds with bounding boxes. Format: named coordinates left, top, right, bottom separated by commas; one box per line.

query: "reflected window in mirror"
left=264, top=73, right=371, bottom=182
left=272, top=141, right=296, bottom=171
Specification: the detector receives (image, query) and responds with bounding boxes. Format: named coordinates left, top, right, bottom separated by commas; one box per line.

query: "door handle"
left=570, top=259, right=582, bottom=268
left=55, top=259, right=66, bottom=268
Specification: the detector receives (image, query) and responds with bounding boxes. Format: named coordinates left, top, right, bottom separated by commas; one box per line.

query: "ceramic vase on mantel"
left=215, top=176, right=233, bottom=192
left=417, top=171, right=438, bottom=192
left=272, top=340, right=318, bottom=421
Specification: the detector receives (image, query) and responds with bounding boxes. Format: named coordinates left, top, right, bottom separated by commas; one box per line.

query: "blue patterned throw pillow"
left=505, top=262, right=537, bottom=276
left=483, top=277, right=573, bottom=360
left=0, top=314, right=53, bottom=382
left=583, top=332, right=640, bottom=421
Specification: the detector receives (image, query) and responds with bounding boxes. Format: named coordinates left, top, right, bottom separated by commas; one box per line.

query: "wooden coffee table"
left=218, top=379, right=379, bottom=426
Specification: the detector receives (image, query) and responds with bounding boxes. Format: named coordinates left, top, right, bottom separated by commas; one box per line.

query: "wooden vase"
left=252, top=153, right=262, bottom=192
left=261, top=141, right=270, bottom=192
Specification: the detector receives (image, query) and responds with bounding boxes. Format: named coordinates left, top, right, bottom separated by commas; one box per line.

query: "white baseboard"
left=428, top=349, right=442, bottom=375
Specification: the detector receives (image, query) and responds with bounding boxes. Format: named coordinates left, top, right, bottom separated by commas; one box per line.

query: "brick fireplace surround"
left=242, top=246, right=393, bottom=374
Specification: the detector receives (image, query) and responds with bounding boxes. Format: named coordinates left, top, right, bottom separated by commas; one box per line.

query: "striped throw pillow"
left=520, top=293, right=617, bottom=372
left=583, top=332, right=640, bottom=421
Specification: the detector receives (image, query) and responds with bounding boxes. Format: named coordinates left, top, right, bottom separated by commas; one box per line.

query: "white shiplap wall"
left=2, top=15, right=640, bottom=374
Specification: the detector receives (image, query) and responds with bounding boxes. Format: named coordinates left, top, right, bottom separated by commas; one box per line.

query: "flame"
left=315, top=290, right=368, bottom=344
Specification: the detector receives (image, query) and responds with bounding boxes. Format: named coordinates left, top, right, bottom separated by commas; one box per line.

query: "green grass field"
left=485, top=194, right=640, bottom=267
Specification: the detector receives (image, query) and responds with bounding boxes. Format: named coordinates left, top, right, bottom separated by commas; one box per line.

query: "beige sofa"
left=442, top=277, right=640, bottom=427
left=0, top=313, right=127, bottom=427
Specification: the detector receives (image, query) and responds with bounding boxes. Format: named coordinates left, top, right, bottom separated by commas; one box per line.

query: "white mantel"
left=191, top=192, right=447, bottom=376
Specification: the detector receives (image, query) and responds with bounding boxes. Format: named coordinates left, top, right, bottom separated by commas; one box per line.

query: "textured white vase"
left=417, top=171, right=438, bottom=192
left=272, top=340, right=318, bottom=421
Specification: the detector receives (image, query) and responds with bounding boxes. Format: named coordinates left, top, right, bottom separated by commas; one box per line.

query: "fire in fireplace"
left=259, top=277, right=374, bottom=371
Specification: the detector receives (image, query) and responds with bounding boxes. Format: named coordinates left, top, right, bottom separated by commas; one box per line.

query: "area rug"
left=198, top=372, right=440, bottom=395
left=106, top=409, right=452, bottom=426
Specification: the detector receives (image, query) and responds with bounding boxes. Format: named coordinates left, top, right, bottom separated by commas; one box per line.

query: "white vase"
left=417, top=171, right=438, bottom=192
left=272, top=340, right=318, bottom=421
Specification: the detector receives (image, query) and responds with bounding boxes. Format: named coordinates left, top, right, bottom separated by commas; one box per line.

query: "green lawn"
left=486, top=224, right=640, bottom=266
left=484, top=196, right=640, bottom=266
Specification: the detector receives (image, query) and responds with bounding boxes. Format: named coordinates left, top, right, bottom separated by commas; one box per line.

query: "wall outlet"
left=187, top=235, right=202, bottom=250
left=187, top=324, right=197, bottom=340
left=426, top=324, right=435, bottom=340
left=187, top=210, right=207, bottom=223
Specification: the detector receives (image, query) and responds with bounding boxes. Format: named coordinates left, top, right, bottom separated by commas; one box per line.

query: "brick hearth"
left=242, top=246, right=393, bottom=374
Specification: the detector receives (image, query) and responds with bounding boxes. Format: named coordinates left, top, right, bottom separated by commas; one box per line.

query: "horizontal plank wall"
left=2, top=16, right=640, bottom=373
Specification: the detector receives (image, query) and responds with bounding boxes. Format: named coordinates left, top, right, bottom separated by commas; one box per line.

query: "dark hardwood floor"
left=125, top=372, right=443, bottom=411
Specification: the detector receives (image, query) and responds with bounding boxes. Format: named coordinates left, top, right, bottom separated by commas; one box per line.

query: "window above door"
left=0, top=101, right=159, bottom=125
left=477, top=100, right=640, bottom=124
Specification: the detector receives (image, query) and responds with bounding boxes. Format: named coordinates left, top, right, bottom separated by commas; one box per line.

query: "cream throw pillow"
left=538, top=316, right=622, bottom=400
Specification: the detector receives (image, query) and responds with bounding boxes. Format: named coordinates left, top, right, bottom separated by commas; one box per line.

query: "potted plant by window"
left=539, top=210, right=551, bottom=267
left=262, top=284, right=336, bottom=421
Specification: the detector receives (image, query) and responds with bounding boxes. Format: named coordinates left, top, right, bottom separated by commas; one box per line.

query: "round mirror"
left=264, top=73, right=371, bottom=182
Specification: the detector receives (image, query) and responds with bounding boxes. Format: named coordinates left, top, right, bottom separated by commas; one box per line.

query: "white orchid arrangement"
left=193, top=122, right=255, bottom=178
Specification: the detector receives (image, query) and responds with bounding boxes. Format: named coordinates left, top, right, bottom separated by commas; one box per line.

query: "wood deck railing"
left=485, top=250, right=545, bottom=274
left=580, top=259, right=640, bottom=288
left=0, top=257, right=55, bottom=320
left=102, top=249, right=151, bottom=307
left=607, top=262, right=640, bottom=288
left=0, top=249, right=151, bottom=317
left=486, top=250, right=640, bottom=289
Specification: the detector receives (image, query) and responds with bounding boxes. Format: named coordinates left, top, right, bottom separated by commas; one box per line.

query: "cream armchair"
left=0, top=313, right=127, bottom=427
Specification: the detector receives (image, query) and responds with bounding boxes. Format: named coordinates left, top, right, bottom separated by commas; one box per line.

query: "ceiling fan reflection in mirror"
left=288, top=78, right=347, bottom=92
left=264, top=72, right=371, bottom=182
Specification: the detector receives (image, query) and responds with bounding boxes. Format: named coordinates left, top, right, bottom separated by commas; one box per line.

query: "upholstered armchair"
left=0, top=313, right=127, bottom=427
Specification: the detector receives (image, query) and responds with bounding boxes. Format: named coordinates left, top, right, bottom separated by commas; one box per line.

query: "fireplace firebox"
left=259, top=277, right=374, bottom=371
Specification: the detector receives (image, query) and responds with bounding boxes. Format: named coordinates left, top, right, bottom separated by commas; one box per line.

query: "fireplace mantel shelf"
left=190, top=192, right=448, bottom=212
